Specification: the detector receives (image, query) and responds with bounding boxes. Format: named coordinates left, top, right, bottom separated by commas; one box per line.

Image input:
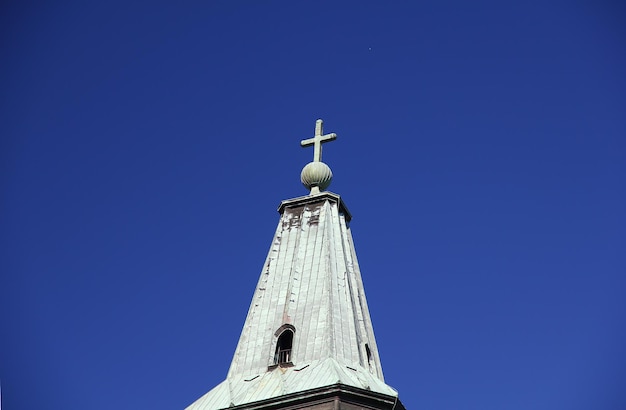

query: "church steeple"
left=186, top=120, right=406, bottom=410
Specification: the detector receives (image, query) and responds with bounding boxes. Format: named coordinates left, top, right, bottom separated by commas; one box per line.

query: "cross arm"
left=300, top=137, right=317, bottom=147
left=300, top=133, right=337, bottom=147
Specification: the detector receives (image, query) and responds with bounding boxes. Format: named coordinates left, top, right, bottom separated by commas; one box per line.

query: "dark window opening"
left=274, top=329, right=294, bottom=365
left=365, top=343, right=372, bottom=364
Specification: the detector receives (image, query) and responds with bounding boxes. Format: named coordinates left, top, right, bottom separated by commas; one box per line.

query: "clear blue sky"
left=1, top=2, right=625, bottom=409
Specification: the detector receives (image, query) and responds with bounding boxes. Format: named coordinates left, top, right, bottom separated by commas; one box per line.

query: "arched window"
left=274, top=328, right=294, bottom=365
left=365, top=343, right=372, bottom=365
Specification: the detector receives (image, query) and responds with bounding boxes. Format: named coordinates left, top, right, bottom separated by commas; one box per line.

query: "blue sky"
left=1, top=2, right=625, bottom=409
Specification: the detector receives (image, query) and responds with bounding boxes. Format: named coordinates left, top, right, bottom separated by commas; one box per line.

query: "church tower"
left=186, top=120, right=406, bottom=410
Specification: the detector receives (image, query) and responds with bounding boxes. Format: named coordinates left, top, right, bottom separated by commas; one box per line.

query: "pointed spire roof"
left=186, top=120, right=402, bottom=409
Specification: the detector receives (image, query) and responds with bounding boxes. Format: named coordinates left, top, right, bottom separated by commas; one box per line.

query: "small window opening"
left=274, top=329, right=294, bottom=365
left=365, top=343, right=372, bottom=364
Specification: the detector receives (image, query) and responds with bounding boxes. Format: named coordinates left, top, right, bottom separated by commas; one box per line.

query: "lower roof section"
left=185, top=358, right=400, bottom=410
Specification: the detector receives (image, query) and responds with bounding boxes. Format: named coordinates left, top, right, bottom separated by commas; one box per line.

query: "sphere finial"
left=301, top=162, right=333, bottom=194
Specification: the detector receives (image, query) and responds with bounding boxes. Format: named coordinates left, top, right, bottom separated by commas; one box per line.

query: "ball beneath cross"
left=301, top=161, right=333, bottom=191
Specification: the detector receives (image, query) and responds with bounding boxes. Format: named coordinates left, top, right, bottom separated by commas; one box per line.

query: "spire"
left=186, top=120, right=405, bottom=410
left=300, top=119, right=336, bottom=194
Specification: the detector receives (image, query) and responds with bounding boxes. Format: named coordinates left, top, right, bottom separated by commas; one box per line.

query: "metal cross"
left=300, top=119, right=337, bottom=162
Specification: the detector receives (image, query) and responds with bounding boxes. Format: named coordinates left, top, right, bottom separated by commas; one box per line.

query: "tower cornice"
left=278, top=191, right=352, bottom=222
left=224, top=384, right=406, bottom=410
